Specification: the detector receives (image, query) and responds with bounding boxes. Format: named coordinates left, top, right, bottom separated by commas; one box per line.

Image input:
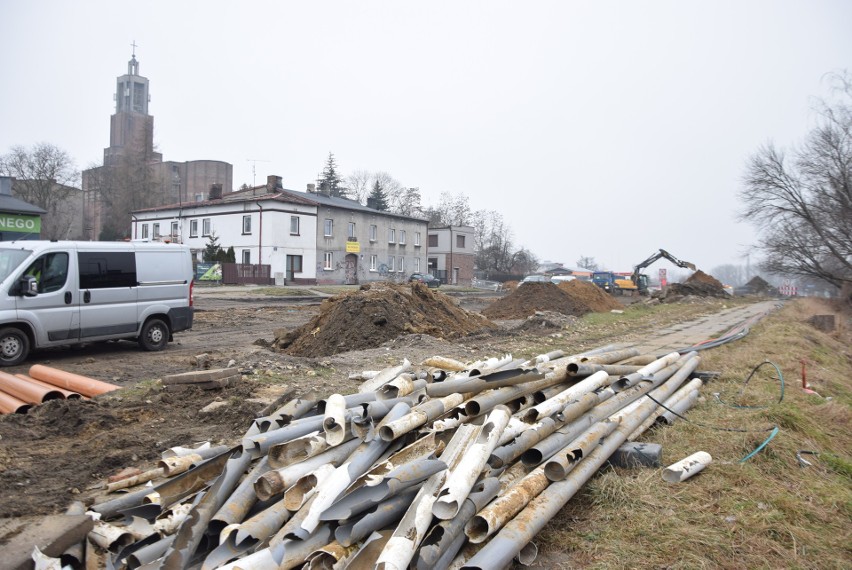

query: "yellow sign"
left=345, top=241, right=360, bottom=253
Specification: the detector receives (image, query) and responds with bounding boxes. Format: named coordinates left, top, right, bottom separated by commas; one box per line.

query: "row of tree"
left=315, top=153, right=539, bottom=276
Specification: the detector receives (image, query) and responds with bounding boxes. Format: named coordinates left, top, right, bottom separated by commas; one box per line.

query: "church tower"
left=103, top=44, right=162, bottom=166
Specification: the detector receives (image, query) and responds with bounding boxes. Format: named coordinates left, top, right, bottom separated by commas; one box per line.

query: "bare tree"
left=710, top=264, right=748, bottom=286
left=576, top=256, right=599, bottom=271
left=0, top=142, right=82, bottom=239
left=346, top=169, right=372, bottom=204
left=740, top=72, right=852, bottom=290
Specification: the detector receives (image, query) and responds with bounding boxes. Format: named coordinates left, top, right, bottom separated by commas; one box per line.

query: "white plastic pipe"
left=663, top=451, right=712, bottom=483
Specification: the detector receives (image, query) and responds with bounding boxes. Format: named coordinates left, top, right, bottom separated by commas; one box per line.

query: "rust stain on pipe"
left=29, top=364, right=120, bottom=397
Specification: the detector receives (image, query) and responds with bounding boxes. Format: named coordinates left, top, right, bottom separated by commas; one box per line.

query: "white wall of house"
left=132, top=199, right=318, bottom=281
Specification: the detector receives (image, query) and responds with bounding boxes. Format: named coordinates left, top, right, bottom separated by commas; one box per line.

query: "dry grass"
left=533, top=298, right=852, bottom=569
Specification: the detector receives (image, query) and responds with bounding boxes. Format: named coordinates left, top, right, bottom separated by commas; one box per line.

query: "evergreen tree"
left=203, top=231, right=223, bottom=262
left=317, top=152, right=348, bottom=198
left=368, top=179, right=389, bottom=211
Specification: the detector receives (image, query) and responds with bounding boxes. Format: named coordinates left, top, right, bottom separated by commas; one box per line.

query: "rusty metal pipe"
left=379, top=393, right=465, bottom=442
left=463, top=374, right=569, bottom=417
left=426, top=367, right=545, bottom=398
left=434, top=406, right=511, bottom=520
left=359, top=359, right=412, bottom=392
left=522, top=370, right=610, bottom=423
left=377, top=374, right=427, bottom=400
left=567, top=363, right=643, bottom=377
left=28, top=364, right=120, bottom=397
left=255, top=437, right=360, bottom=500
left=335, top=489, right=417, bottom=547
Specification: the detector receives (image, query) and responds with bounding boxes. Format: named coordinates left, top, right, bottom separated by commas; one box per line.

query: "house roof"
left=0, top=194, right=47, bottom=215
left=279, top=189, right=429, bottom=222
left=132, top=185, right=317, bottom=213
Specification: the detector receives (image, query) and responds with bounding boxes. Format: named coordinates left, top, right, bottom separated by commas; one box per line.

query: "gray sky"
left=2, top=1, right=850, bottom=273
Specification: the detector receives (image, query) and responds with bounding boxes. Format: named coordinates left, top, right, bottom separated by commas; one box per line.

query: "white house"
left=132, top=179, right=319, bottom=283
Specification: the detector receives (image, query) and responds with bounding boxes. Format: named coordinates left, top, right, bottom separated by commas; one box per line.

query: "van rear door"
left=78, top=250, right=139, bottom=340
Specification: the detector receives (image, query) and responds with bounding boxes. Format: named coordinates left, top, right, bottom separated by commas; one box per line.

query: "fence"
left=222, top=263, right=274, bottom=285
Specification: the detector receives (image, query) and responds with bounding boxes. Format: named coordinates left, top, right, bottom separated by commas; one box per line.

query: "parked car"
left=550, top=275, right=576, bottom=284
left=520, top=274, right=550, bottom=285
left=409, top=273, right=440, bottom=288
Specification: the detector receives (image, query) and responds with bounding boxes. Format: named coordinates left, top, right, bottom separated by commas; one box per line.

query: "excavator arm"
left=631, top=249, right=697, bottom=291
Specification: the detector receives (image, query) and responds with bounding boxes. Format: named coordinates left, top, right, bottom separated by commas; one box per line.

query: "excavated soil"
left=557, top=280, right=623, bottom=312
left=742, top=276, right=778, bottom=296
left=272, top=282, right=497, bottom=357
left=654, top=270, right=729, bottom=302
left=482, top=282, right=600, bottom=319
left=686, top=269, right=725, bottom=289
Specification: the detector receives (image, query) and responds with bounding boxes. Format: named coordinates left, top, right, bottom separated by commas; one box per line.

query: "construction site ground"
left=1, top=283, right=849, bottom=568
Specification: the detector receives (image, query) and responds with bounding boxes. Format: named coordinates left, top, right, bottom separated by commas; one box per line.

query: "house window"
left=428, top=234, right=438, bottom=247
left=202, top=218, right=211, bottom=236
left=388, top=256, right=395, bottom=272
left=457, top=234, right=466, bottom=248
left=399, top=230, right=406, bottom=245
left=414, top=257, right=420, bottom=272
left=152, top=223, right=160, bottom=237
left=324, top=251, right=333, bottom=270
left=190, top=219, right=198, bottom=237
left=243, top=215, right=252, bottom=235
left=398, top=257, right=405, bottom=272
left=171, top=221, right=178, bottom=236
left=415, top=232, right=421, bottom=246
left=324, top=219, right=333, bottom=237
left=369, top=225, right=377, bottom=242
left=287, top=255, right=303, bottom=273
left=290, top=216, right=300, bottom=235
left=141, top=224, right=149, bottom=239
left=370, top=254, right=377, bottom=271
left=388, top=229, right=396, bottom=244
left=242, top=250, right=251, bottom=264
left=348, top=222, right=356, bottom=238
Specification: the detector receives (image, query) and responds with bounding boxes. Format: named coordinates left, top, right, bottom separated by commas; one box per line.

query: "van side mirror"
left=21, top=275, right=38, bottom=297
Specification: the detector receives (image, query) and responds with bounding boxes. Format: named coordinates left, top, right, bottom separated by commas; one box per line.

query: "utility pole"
left=247, top=159, right=271, bottom=187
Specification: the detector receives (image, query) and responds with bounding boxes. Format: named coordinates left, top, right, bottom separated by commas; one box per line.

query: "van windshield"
left=0, top=249, right=33, bottom=283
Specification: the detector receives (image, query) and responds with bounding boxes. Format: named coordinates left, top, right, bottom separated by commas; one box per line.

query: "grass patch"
left=252, top=287, right=318, bottom=296
left=534, top=299, right=852, bottom=568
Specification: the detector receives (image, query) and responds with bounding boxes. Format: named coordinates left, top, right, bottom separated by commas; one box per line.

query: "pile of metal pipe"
left=49, top=345, right=707, bottom=570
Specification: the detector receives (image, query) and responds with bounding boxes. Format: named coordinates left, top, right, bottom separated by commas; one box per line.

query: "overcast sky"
left=1, top=1, right=850, bottom=273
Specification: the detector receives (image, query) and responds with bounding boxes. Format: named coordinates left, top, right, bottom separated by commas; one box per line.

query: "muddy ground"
left=0, top=285, right=717, bottom=520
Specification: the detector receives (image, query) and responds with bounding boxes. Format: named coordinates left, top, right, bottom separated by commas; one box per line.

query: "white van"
left=0, top=241, right=194, bottom=366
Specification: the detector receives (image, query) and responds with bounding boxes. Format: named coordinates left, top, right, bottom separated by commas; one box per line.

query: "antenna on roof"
left=247, top=159, right=271, bottom=187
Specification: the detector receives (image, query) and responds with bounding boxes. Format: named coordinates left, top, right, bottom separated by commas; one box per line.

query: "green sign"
left=0, top=214, right=41, bottom=233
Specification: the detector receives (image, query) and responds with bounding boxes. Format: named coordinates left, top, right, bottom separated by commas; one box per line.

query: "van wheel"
left=139, top=318, right=169, bottom=351
left=0, top=327, right=29, bottom=366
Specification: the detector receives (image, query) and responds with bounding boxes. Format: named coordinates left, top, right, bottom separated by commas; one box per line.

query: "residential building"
left=132, top=176, right=318, bottom=284
left=285, top=183, right=429, bottom=285
left=131, top=175, right=430, bottom=286
left=427, top=225, right=475, bottom=285
left=82, top=49, right=232, bottom=240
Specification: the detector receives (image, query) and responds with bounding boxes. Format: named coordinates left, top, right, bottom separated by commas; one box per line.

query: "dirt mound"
left=482, top=282, right=595, bottom=319
left=686, top=270, right=724, bottom=289
left=513, top=310, right=580, bottom=332
left=739, top=276, right=778, bottom=296
left=557, top=280, right=623, bottom=312
left=653, top=281, right=730, bottom=302
left=273, top=282, right=497, bottom=357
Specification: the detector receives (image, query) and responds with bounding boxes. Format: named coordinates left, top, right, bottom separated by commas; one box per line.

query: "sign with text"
left=659, top=268, right=667, bottom=287
left=345, top=241, right=360, bottom=253
left=0, top=214, right=41, bottom=233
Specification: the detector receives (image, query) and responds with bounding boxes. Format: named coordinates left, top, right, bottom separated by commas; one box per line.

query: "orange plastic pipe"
left=0, top=388, right=32, bottom=414
left=28, top=365, right=120, bottom=397
left=15, top=373, right=82, bottom=400
left=0, top=370, right=64, bottom=404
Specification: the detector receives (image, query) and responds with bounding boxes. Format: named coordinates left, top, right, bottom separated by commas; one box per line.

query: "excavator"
left=630, top=249, right=696, bottom=295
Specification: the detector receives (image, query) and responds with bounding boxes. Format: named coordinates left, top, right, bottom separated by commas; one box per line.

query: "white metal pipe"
left=523, top=370, right=610, bottom=422
left=323, top=394, right=347, bottom=446
left=359, top=359, right=412, bottom=392
left=433, top=406, right=511, bottom=520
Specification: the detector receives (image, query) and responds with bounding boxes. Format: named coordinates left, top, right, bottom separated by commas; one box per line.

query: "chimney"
left=307, top=183, right=316, bottom=193
left=0, top=176, right=12, bottom=196
left=208, top=183, right=223, bottom=200
left=267, top=175, right=283, bottom=191
left=367, top=197, right=377, bottom=209
left=318, top=181, right=330, bottom=196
